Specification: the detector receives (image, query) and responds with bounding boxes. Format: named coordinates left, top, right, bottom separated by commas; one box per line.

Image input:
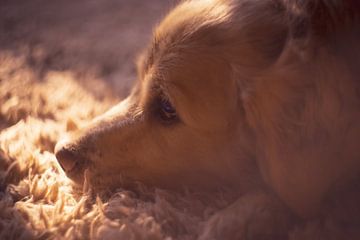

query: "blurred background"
left=0, top=0, right=176, bottom=97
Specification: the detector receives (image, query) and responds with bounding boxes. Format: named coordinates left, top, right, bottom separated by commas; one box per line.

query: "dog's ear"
left=249, top=0, right=360, bottom=63
left=284, top=0, right=360, bottom=53
left=238, top=0, right=289, bottom=66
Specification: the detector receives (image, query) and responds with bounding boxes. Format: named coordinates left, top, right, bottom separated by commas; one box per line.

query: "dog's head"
left=54, top=0, right=287, bottom=190
left=54, top=0, right=360, bottom=212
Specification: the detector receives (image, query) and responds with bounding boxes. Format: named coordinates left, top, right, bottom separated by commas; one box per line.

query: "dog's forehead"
left=138, top=0, right=234, bottom=73
left=138, top=0, right=288, bottom=82
left=154, top=0, right=232, bottom=39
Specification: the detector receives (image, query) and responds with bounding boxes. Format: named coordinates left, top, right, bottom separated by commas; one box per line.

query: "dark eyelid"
left=147, top=83, right=180, bottom=124
left=160, top=98, right=175, bottom=113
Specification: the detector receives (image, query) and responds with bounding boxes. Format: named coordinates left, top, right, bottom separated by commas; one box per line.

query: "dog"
left=55, top=0, right=360, bottom=238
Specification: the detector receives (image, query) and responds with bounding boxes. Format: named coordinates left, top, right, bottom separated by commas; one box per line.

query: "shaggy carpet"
left=1, top=0, right=360, bottom=239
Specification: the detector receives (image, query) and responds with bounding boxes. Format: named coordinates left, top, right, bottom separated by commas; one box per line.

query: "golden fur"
left=55, top=0, right=360, bottom=234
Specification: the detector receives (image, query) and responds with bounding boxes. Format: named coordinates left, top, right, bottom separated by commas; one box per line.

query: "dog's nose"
left=54, top=140, right=78, bottom=172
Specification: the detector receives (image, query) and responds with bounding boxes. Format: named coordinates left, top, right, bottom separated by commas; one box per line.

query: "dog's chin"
left=66, top=167, right=139, bottom=192
left=65, top=170, right=85, bottom=187
left=60, top=162, right=88, bottom=187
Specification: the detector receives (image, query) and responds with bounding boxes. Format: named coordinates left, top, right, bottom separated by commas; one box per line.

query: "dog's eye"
left=159, top=98, right=178, bottom=122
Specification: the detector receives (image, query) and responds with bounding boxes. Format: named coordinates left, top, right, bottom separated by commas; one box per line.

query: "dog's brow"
left=150, top=82, right=167, bottom=96
left=142, top=37, right=160, bottom=75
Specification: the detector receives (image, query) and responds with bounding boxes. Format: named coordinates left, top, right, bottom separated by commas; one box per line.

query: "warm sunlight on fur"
left=2, top=0, right=360, bottom=239
left=53, top=0, right=360, bottom=238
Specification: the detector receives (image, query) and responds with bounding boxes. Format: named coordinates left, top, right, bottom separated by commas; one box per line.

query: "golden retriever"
left=55, top=0, right=360, bottom=237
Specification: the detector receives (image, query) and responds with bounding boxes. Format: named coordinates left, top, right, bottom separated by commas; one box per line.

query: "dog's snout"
left=55, top=140, right=80, bottom=173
